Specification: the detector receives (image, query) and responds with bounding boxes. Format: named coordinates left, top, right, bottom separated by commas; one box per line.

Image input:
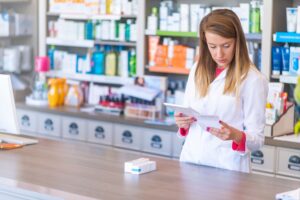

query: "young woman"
left=174, top=9, right=268, bottom=173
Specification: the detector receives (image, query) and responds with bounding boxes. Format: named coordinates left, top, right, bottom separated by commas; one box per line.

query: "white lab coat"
left=180, top=63, right=268, bottom=173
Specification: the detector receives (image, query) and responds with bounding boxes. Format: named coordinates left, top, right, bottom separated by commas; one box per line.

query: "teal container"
left=85, top=20, right=94, bottom=40
left=92, top=48, right=105, bottom=75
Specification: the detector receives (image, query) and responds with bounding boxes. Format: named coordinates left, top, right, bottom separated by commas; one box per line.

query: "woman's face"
left=205, top=31, right=236, bottom=69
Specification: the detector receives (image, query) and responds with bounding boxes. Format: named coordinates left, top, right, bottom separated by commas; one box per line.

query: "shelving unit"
left=143, top=0, right=269, bottom=80
left=0, top=0, right=38, bottom=76
left=39, top=1, right=146, bottom=85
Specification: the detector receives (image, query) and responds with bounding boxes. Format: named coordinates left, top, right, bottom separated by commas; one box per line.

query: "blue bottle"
left=85, top=20, right=94, bottom=40
left=93, top=46, right=105, bottom=75
left=47, top=45, right=55, bottom=70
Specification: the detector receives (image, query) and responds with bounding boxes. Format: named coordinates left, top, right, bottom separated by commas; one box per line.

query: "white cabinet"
left=276, top=147, right=300, bottom=178
left=62, top=117, right=87, bottom=141
left=142, top=129, right=172, bottom=156
left=172, top=133, right=185, bottom=158
left=114, top=124, right=142, bottom=150
left=37, top=113, right=61, bottom=138
left=16, top=109, right=38, bottom=134
left=87, top=120, right=113, bottom=145
left=251, top=145, right=276, bottom=173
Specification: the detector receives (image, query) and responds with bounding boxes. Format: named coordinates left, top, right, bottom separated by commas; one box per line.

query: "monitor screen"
left=0, top=74, right=20, bottom=135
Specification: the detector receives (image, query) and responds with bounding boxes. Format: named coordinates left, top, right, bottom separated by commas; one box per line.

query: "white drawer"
left=250, top=145, right=276, bottom=173
left=276, top=148, right=300, bottom=178
left=16, top=109, right=38, bottom=134
left=62, top=117, right=87, bottom=141
left=114, top=124, right=141, bottom=150
left=37, top=114, right=61, bottom=138
left=142, top=129, right=172, bottom=156
left=87, top=121, right=113, bottom=145
left=172, top=133, right=185, bottom=158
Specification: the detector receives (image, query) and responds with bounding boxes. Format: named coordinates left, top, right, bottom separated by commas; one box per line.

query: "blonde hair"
left=195, top=9, right=252, bottom=97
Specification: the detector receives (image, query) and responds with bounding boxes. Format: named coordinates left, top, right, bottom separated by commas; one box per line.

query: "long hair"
left=195, top=9, right=252, bottom=97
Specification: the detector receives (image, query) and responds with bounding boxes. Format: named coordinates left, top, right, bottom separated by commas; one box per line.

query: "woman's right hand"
left=174, top=112, right=197, bottom=130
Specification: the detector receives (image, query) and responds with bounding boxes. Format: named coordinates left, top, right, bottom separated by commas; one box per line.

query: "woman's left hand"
left=206, top=120, right=243, bottom=143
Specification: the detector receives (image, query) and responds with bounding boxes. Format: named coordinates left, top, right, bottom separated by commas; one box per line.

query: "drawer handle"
left=21, top=115, right=30, bottom=127
left=151, top=135, right=162, bottom=149
left=95, top=126, right=105, bottom=139
left=69, top=122, right=79, bottom=135
left=288, top=155, right=300, bottom=171
left=251, top=150, right=264, bottom=165
left=44, top=119, right=54, bottom=131
left=122, top=130, right=133, bottom=144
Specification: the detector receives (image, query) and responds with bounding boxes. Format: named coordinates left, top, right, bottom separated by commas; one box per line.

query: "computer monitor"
left=0, top=74, right=20, bottom=135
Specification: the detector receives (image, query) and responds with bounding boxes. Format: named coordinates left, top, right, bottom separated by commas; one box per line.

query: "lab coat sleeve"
left=183, top=62, right=197, bottom=106
left=242, top=73, right=268, bottom=152
left=176, top=63, right=197, bottom=138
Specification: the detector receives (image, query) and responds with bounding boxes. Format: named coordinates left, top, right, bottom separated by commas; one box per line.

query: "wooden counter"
left=0, top=139, right=298, bottom=200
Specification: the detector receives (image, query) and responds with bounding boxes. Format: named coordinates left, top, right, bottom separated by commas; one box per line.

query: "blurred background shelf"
left=148, top=66, right=190, bottom=75
left=46, top=13, right=136, bottom=20
left=46, top=71, right=134, bottom=85
left=279, top=75, right=297, bottom=84
left=46, top=38, right=94, bottom=48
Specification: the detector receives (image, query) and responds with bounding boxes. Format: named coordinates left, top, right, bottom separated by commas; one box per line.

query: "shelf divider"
left=148, top=66, right=190, bottom=75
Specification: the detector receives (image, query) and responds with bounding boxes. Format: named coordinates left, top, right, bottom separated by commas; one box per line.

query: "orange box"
left=171, top=57, right=186, bottom=68
left=154, top=56, right=168, bottom=67
left=155, top=45, right=168, bottom=58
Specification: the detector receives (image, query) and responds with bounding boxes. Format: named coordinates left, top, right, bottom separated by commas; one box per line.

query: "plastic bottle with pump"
left=85, top=20, right=94, bottom=40
left=129, top=49, right=136, bottom=77
left=250, top=0, right=261, bottom=33
left=147, top=7, right=158, bottom=32
left=125, top=20, right=131, bottom=42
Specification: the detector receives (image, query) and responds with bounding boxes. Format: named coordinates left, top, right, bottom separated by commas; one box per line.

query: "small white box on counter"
left=124, top=158, right=156, bottom=175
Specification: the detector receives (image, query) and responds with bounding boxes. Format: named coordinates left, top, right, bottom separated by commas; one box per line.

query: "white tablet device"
left=0, top=74, right=20, bottom=135
left=0, top=74, right=38, bottom=145
left=163, top=102, right=221, bottom=129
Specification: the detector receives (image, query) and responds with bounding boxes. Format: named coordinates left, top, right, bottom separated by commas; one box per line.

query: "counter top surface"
left=0, top=138, right=299, bottom=200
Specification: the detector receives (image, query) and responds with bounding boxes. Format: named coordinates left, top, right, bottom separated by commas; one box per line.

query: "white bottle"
left=147, top=7, right=158, bottom=32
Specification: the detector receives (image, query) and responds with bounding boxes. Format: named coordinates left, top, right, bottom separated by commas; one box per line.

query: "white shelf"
left=271, top=74, right=280, bottom=79
left=0, top=35, right=31, bottom=39
left=47, top=13, right=136, bottom=20
left=46, top=71, right=134, bottom=85
left=46, top=38, right=94, bottom=48
left=0, top=0, right=28, bottom=2
left=94, top=40, right=136, bottom=47
left=279, top=75, right=298, bottom=84
left=46, top=37, right=136, bottom=47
